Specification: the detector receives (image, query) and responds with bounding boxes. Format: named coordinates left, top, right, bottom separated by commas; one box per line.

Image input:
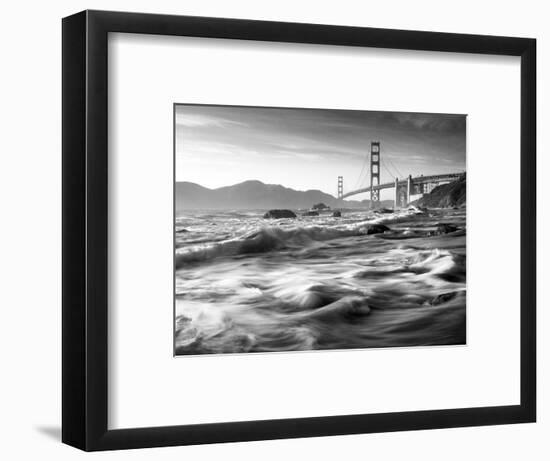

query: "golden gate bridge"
left=338, top=141, right=464, bottom=208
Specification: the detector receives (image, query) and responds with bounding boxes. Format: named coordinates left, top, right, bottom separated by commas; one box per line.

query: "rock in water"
left=302, top=211, right=319, bottom=217
left=332, top=210, right=342, bottom=217
left=263, top=209, right=297, bottom=219
left=365, top=224, right=390, bottom=234
left=433, top=223, right=458, bottom=235
left=312, top=202, right=330, bottom=210
left=408, top=205, right=427, bottom=213
left=431, top=291, right=460, bottom=306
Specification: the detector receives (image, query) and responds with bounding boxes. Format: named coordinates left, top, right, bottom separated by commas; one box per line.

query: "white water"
left=175, top=207, right=466, bottom=355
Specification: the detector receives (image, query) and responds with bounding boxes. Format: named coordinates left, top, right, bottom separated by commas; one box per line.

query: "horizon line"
left=176, top=172, right=466, bottom=195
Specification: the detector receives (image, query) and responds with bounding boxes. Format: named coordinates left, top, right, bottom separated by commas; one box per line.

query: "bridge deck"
left=341, top=172, right=464, bottom=199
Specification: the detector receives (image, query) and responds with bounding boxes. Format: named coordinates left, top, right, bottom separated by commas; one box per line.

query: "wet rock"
left=365, top=224, right=390, bottom=235
left=431, top=291, right=462, bottom=306
left=312, top=203, right=330, bottom=210
left=332, top=210, right=342, bottom=217
left=375, top=208, right=394, bottom=214
left=263, top=209, right=297, bottom=219
left=302, top=211, right=319, bottom=217
left=408, top=205, right=427, bottom=213
left=434, top=223, right=458, bottom=235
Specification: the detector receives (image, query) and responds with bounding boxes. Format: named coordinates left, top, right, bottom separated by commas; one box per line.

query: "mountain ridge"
left=175, top=180, right=392, bottom=210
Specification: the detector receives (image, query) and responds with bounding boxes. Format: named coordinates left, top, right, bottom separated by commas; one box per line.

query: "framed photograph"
left=62, top=10, right=536, bottom=451
left=173, top=104, right=468, bottom=356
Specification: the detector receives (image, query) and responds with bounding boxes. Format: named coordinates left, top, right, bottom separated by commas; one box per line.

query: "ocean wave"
left=296, top=296, right=371, bottom=321
left=174, top=207, right=467, bottom=354
left=175, top=207, right=464, bottom=266
left=176, top=221, right=391, bottom=266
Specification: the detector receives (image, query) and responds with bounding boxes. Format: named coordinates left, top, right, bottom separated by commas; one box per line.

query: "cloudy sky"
left=175, top=104, right=466, bottom=200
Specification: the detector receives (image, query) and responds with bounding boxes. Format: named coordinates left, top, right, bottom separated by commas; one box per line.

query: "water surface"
left=174, top=207, right=466, bottom=355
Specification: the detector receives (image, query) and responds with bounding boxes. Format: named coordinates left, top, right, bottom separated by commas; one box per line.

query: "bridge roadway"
left=341, top=172, right=464, bottom=199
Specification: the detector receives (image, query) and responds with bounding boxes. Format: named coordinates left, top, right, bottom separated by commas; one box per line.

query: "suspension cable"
left=386, top=156, right=403, bottom=179
left=354, top=150, right=370, bottom=190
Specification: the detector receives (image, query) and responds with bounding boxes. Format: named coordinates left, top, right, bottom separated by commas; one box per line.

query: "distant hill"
left=412, top=175, right=466, bottom=208
left=175, top=180, right=393, bottom=210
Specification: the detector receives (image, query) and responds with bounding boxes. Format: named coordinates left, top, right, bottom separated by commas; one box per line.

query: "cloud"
left=175, top=104, right=466, bottom=192
left=175, top=111, right=248, bottom=128
left=392, top=112, right=466, bottom=134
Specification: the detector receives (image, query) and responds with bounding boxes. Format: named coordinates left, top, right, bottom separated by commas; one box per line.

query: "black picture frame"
left=62, top=10, right=536, bottom=451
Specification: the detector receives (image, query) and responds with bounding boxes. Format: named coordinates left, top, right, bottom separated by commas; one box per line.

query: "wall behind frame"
left=0, top=0, right=546, bottom=460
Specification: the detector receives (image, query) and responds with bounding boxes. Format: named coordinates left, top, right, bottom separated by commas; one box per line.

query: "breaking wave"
left=175, top=209, right=430, bottom=266
left=174, top=207, right=467, bottom=354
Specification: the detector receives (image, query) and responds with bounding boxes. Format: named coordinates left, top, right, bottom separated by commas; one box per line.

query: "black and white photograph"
left=0, top=0, right=542, bottom=456
left=174, top=104, right=467, bottom=355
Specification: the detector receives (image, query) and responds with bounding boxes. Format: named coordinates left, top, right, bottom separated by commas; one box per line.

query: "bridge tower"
left=370, top=141, right=380, bottom=208
left=394, top=177, right=399, bottom=209
left=337, top=176, right=343, bottom=199
left=406, top=174, right=412, bottom=206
